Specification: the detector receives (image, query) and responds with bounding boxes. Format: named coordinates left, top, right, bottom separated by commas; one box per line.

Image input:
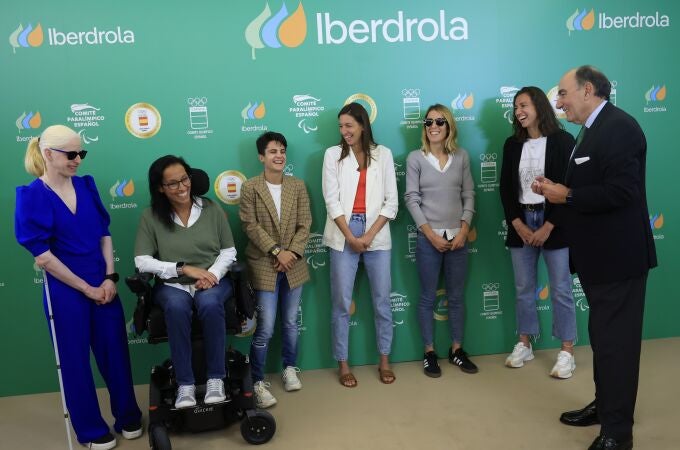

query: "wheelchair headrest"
left=190, top=168, right=209, bottom=196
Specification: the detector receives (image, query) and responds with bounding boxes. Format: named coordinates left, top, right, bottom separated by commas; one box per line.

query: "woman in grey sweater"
left=404, top=104, right=477, bottom=378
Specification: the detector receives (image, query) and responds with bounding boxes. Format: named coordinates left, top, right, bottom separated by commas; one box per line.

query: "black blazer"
left=500, top=129, right=574, bottom=249
left=565, top=102, right=657, bottom=285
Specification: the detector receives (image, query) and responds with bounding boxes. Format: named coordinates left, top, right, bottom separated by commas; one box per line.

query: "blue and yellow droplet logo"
left=245, top=2, right=307, bottom=60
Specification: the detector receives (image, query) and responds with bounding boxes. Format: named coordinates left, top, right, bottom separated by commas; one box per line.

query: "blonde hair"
left=421, top=104, right=458, bottom=155
left=24, top=125, right=80, bottom=176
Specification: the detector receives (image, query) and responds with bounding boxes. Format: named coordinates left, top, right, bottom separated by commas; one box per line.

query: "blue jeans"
left=154, top=277, right=233, bottom=385
left=416, top=232, right=469, bottom=347
left=509, top=209, right=576, bottom=341
left=250, top=272, right=303, bottom=382
left=330, top=214, right=393, bottom=361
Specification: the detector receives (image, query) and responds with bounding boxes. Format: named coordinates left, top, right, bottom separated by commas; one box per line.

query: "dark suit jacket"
left=500, top=130, right=574, bottom=249
left=566, top=102, right=657, bottom=285
left=239, top=173, right=312, bottom=291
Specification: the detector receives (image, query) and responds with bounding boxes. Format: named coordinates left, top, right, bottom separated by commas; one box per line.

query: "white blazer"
left=322, top=144, right=398, bottom=252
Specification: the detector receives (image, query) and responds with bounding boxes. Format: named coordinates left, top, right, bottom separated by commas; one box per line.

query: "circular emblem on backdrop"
left=125, top=102, right=161, bottom=138
left=433, top=288, right=448, bottom=321
left=344, top=93, right=377, bottom=123
left=545, top=87, right=567, bottom=120
left=214, top=170, right=247, bottom=205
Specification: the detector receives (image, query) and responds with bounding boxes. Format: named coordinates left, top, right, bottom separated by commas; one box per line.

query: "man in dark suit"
left=535, top=65, right=657, bottom=450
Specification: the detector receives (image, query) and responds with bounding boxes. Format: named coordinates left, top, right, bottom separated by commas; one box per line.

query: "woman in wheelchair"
left=134, top=155, right=237, bottom=409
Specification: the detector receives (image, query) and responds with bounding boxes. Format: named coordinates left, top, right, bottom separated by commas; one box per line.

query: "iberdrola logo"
left=9, top=23, right=44, bottom=52
left=451, top=93, right=474, bottom=110
left=566, top=8, right=595, bottom=35
left=535, top=284, right=549, bottom=301
left=649, top=213, right=664, bottom=230
left=242, top=101, right=266, bottom=121
left=16, top=111, right=42, bottom=131
left=109, top=179, right=135, bottom=198
left=645, top=85, right=667, bottom=103
left=245, top=2, right=307, bottom=60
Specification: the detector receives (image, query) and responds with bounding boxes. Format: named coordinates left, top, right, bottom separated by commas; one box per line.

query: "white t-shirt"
left=518, top=137, right=546, bottom=205
left=266, top=181, right=282, bottom=221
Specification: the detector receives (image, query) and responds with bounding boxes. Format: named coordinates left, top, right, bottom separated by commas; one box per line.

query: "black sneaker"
left=423, top=351, right=442, bottom=378
left=449, top=347, right=478, bottom=374
left=87, top=432, right=116, bottom=450
left=121, top=422, right=143, bottom=440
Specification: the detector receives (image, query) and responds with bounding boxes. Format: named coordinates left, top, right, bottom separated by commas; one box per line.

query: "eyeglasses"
left=423, top=118, right=448, bottom=127
left=50, top=148, right=88, bottom=160
left=162, top=175, right=192, bottom=190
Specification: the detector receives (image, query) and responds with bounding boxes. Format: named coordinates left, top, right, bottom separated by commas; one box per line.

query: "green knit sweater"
left=134, top=198, right=234, bottom=284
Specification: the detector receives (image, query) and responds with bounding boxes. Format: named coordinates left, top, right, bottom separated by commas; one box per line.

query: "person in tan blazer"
left=239, top=131, right=312, bottom=409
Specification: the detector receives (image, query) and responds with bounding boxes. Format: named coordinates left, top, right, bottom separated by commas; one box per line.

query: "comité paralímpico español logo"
left=246, top=1, right=307, bottom=59
left=9, top=23, right=43, bottom=52
left=566, top=9, right=595, bottom=34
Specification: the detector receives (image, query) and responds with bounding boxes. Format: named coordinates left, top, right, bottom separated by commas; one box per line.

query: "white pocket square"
left=575, top=156, right=590, bottom=165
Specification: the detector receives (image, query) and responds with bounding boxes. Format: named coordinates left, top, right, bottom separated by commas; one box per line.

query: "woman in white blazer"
left=322, top=102, right=398, bottom=388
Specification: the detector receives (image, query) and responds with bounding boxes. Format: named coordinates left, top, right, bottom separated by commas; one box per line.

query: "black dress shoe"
left=588, top=435, right=633, bottom=450
left=559, top=400, right=600, bottom=426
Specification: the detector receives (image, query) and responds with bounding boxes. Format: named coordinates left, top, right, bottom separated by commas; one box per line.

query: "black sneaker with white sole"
left=423, top=351, right=442, bottom=378
left=449, top=347, right=478, bottom=374
left=85, top=432, right=116, bottom=450
left=121, top=422, right=143, bottom=440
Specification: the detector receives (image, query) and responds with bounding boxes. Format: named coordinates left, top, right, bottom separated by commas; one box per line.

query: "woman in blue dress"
left=14, top=125, right=142, bottom=450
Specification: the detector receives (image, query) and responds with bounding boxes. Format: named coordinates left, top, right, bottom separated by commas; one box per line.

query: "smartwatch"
left=270, top=245, right=282, bottom=257
left=176, top=261, right=185, bottom=276
left=104, top=273, right=119, bottom=283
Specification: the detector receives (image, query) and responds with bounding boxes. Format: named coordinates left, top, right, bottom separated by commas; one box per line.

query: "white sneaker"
left=175, top=384, right=196, bottom=409
left=204, top=378, right=226, bottom=404
left=551, top=350, right=576, bottom=379
left=282, top=366, right=302, bottom=392
left=505, top=342, right=534, bottom=368
left=84, top=433, right=116, bottom=450
left=253, top=381, right=277, bottom=408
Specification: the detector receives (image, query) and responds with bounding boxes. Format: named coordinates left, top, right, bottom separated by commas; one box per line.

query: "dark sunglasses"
left=50, top=148, right=88, bottom=160
left=423, top=118, right=448, bottom=127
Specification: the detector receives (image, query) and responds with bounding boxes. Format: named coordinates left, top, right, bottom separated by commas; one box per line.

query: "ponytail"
left=24, top=137, right=45, bottom=177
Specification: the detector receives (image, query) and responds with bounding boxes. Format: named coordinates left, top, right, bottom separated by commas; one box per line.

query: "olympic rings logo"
left=480, top=153, right=497, bottom=162
left=401, top=89, right=420, bottom=97
left=482, top=283, right=500, bottom=290
left=188, top=97, right=208, bottom=107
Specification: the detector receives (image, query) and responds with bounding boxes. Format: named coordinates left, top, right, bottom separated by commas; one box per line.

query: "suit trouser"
left=582, top=273, right=647, bottom=441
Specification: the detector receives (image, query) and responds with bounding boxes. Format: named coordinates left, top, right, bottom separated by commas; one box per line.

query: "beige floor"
left=1, top=337, right=678, bottom=450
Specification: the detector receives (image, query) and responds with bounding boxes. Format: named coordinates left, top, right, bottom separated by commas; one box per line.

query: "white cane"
left=42, top=269, right=75, bottom=450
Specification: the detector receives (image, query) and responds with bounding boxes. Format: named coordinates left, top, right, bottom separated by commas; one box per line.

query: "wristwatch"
left=104, top=273, right=119, bottom=283
left=566, top=189, right=574, bottom=205
left=176, top=261, right=185, bottom=276
left=270, top=245, right=282, bottom=257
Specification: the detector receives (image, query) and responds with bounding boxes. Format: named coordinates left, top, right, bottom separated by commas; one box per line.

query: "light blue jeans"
left=250, top=272, right=303, bottom=382
left=509, top=209, right=576, bottom=341
left=415, top=232, right=468, bottom=346
left=330, top=214, right=393, bottom=361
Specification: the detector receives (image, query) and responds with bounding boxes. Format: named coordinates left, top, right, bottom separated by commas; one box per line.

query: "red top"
left=352, top=168, right=367, bottom=213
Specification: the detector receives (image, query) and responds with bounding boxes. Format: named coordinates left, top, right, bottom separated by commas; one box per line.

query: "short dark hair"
left=256, top=131, right=287, bottom=155
left=575, top=65, right=611, bottom=101
left=511, top=86, right=564, bottom=142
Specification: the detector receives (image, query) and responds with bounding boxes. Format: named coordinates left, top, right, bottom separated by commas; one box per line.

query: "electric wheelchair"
left=125, top=169, right=275, bottom=449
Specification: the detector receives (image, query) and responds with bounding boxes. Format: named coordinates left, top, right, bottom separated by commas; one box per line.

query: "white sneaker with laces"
left=281, top=366, right=302, bottom=392
left=253, top=381, right=277, bottom=408
left=204, top=378, right=226, bottom=404
left=551, top=350, right=576, bottom=379
left=505, top=342, right=534, bottom=368
left=175, top=384, right=196, bottom=409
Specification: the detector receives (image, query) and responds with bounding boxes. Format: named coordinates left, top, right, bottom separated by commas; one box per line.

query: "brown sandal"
left=378, top=368, right=396, bottom=384
left=339, top=372, right=358, bottom=388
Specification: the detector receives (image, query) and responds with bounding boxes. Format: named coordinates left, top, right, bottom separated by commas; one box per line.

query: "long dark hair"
left=512, top=86, right=564, bottom=142
left=337, top=102, right=377, bottom=168
left=148, top=155, right=199, bottom=229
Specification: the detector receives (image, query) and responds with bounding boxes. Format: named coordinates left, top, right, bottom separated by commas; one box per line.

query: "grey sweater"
left=404, top=149, right=475, bottom=232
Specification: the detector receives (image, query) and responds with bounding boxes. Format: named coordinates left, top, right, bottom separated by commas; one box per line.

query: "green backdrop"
left=1, top=0, right=677, bottom=396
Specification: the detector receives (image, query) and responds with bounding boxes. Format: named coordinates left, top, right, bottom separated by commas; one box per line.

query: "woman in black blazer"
left=499, top=86, right=578, bottom=378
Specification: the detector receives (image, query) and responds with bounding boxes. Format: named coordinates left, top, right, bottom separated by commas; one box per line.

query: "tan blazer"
left=239, top=173, right=312, bottom=291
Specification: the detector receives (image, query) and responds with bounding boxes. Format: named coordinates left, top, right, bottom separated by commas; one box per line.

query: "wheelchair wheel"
left=240, top=410, right=276, bottom=445
left=150, top=424, right=172, bottom=450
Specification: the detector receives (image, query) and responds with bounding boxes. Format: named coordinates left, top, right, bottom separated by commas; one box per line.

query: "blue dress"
left=15, top=175, right=141, bottom=443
